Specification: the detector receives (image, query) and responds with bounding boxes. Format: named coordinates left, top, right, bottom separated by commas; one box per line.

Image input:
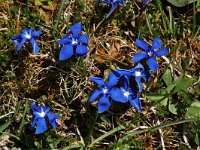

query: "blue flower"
left=110, top=76, right=142, bottom=112
left=31, top=102, right=58, bottom=134
left=108, top=63, right=150, bottom=92
left=89, top=74, right=117, bottom=113
left=131, top=38, right=169, bottom=72
left=12, top=28, right=42, bottom=54
left=131, top=63, right=150, bottom=92
left=100, top=0, right=126, bottom=18
left=58, top=22, right=88, bottom=60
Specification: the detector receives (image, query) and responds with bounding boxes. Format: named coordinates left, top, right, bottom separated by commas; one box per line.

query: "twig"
left=183, top=124, right=191, bottom=149
left=151, top=107, right=166, bottom=150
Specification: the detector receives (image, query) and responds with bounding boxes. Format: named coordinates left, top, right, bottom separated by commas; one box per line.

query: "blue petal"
left=47, top=113, right=58, bottom=128
left=31, top=115, right=38, bottom=127
left=78, top=34, right=88, bottom=45
left=58, top=35, right=72, bottom=44
left=30, top=38, right=40, bottom=54
left=116, top=68, right=131, bottom=76
left=31, top=102, right=38, bottom=112
left=132, top=63, right=144, bottom=71
left=90, top=76, right=105, bottom=87
left=131, top=52, right=147, bottom=63
left=106, top=3, right=118, bottom=18
left=135, top=76, right=143, bottom=92
left=70, top=22, right=82, bottom=38
left=107, top=71, right=120, bottom=87
left=75, top=45, right=88, bottom=56
left=129, top=95, right=142, bottom=112
left=16, top=38, right=26, bottom=51
left=147, top=57, right=159, bottom=72
left=122, top=76, right=130, bottom=89
left=151, top=38, right=162, bottom=51
left=33, top=30, right=42, bottom=39
left=35, top=118, right=48, bottom=134
left=98, top=95, right=110, bottom=113
left=59, top=44, right=74, bottom=60
left=110, top=88, right=127, bottom=103
left=100, top=0, right=112, bottom=4
left=89, top=89, right=103, bottom=103
left=135, top=39, right=149, bottom=52
left=155, top=47, right=168, bottom=57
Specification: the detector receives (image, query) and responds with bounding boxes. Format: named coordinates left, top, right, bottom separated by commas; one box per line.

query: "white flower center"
left=39, top=110, right=46, bottom=118
left=25, top=33, right=31, bottom=39
left=102, top=88, right=108, bottom=94
left=124, top=91, right=130, bottom=98
left=147, top=51, right=153, bottom=57
left=72, top=38, right=78, bottom=45
left=135, top=70, right=141, bottom=76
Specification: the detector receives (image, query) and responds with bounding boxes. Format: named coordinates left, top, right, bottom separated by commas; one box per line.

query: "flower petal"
left=78, top=34, right=88, bottom=45
left=31, top=102, right=39, bottom=112
left=47, top=113, right=58, bottom=128
left=75, top=45, right=88, bottom=56
left=90, top=76, right=105, bottom=87
left=129, top=95, right=142, bottom=112
left=31, top=115, right=38, bottom=127
left=151, top=38, right=162, bottom=51
left=59, top=44, right=74, bottom=60
left=110, top=88, right=127, bottom=103
left=35, top=118, right=48, bottom=134
left=98, top=95, right=110, bottom=113
left=116, top=68, right=131, bottom=76
left=30, top=38, right=40, bottom=54
left=16, top=38, right=26, bottom=51
left=155, top=47, right=168, bottom=57
left=106, top=3, right=118, bottom=18
left=131, top=52, right=147, bottom=63
left=122, top=76, right=130, bottom=89
left=107, top=71, right=120, bottom=87
left=89, top=89, right=103, bottom=103
left=70, top=22, right=82, bottom=38
left=135, top=76, right=143, bottom=92
left=57, top=35, right=72, bottom=44
left=147, top=57, right=159, bottom=72
left=33, top=30, right=42, bottom=39
left=135, top=39, right=149, bottom=51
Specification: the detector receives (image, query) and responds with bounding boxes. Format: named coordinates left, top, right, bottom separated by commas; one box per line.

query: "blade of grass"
left=88, top=125, right=125, bottom=147
left=19, top=98, right=29, bottom=137
left=145, top=12, right=153, bottom=36
left=55, top=0, right=66, bottom=32
left=156, top=0, right=168, bottom=36
left=62, top=143, right=83, bottom=150
left=123, top=119, right=193, bottom=140
left=192, top=2, right=196, bottom=36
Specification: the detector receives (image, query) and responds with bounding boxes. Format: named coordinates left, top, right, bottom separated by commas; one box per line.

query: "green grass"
left=0, top=0, right=200, bottom=149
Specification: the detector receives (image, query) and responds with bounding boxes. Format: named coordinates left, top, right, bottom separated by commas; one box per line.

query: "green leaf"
left=146, top=94, right=168, bottom=106
left=167, top=0, right=197, bottom=7
left=185, top=101, right=200, bottom=120
left=168, top=100, right=178, bottom=115
left=173, top=76, right=193, bottom=93
left=0, top=121, right=12, bottom=132
left=162, top=69, right=173, bottom=86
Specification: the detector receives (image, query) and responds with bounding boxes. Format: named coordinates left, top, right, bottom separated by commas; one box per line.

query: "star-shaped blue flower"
left=100, top=0, right=126, bottom=18
left=131, top=38, right=169, bottom=72
left=110, top=76, right=142, bottom=112
left=31, top=102, right=58, bottom=134
left=58, top=22, right=88, bottom=60
left=12, top=28, right=42, bottom=54
left=89, top=74, right=118, bottom=113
